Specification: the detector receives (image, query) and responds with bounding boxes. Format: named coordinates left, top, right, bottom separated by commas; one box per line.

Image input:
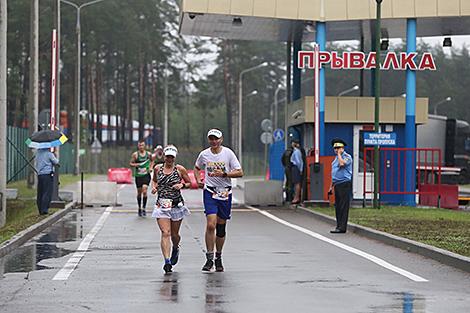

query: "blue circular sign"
left=273, top=129, right=284, bottom=142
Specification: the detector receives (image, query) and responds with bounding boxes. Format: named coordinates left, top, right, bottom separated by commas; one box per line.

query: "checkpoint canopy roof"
left=179, top=0, right=470, bottom=41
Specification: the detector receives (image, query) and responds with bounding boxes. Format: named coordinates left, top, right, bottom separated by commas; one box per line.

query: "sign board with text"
left=364, top=132, right=397, bottom=146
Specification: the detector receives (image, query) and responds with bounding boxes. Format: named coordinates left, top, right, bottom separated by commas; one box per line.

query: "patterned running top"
left=156, top=165, right=183, bottom=207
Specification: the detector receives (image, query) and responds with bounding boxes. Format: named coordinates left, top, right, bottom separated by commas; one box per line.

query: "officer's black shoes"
left=202, top=259, right=214, bottom=272
left=330, top=228, right=346, bottom=234
left=215, top=258, right=224, bottom=272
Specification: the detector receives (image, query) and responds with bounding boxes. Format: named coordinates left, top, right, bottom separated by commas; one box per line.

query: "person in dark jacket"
left=35, top=148, right=59, bottom=215
left=281, top=145, right=293, bottom=202
left=290, top=139, right=303, bottom=204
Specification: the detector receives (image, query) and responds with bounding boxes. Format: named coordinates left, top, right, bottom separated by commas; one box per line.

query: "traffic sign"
left=260, top=132, right=273, bottom=145
left=273, top=128, right=284, bottom=142
left=91, top=138, right=102, bottom=154
left=261, top=119, right=273, bottom=132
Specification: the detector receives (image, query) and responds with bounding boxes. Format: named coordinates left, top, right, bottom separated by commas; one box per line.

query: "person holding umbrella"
left=26, top=129, right=66, bottom=215
left=35, top=148, right=60, bottom=215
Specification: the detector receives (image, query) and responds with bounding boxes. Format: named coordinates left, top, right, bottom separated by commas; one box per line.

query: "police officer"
left=328, top=138, right=353, bottom=233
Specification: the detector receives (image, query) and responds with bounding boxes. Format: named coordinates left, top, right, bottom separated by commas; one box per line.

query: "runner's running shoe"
left=202, top=259, right=214, bottom=272
left=138, top=209, right=142, bottom=217
left=215, top=258, right=224, bottom=272
left=142, top=209, right=146, bottom=217
left=163, top=263, right=172, bottom=274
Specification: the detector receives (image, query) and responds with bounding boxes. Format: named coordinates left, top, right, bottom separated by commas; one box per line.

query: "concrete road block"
left=244, top=180, right=283, bottom=206
left=83, top=181, right=118, bottom=206
left=59, top=190, right=74, bottom=202
left=5, top=188, right=18, bottom=200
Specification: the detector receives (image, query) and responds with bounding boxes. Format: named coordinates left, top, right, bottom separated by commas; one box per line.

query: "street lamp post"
left=338, top=85, right=359, bottom=97
left=238, top=62, right=268, bottom=166
left=433, top=96, right=452, bottom=115
left=61, top=0, right=107, bottom=175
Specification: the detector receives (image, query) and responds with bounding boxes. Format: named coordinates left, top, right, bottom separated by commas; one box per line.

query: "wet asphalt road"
left=1, top=183, right=470, bottom=312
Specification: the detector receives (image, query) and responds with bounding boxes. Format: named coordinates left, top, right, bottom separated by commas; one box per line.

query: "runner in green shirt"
left=130, top=140, right=153, bottom=216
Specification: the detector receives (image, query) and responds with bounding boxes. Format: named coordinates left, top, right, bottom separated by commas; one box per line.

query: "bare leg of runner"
left=141, top=184, right=148, bottom=216
left=202, top=214, right=217, bottom=271
left=157, top=218, right=172, bottom=273
left=170, top=220, right=183, bottom=265
left=215, top=217, right=226, bottom=253
left=215, top=217, right=226, bottom=272
left=137, top=187, right=143, bottom=216
left=205, top=214, right=217, bottom=252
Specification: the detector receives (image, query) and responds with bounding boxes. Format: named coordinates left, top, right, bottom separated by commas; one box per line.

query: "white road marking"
left=247, top=206, right=428, bottom=283
left=53, top=206, right=113, bottom=281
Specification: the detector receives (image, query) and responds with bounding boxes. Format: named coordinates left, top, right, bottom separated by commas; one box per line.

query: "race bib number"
left=138, top=167, right=147, bottom=175
left=212, top=187, right=231, bottom=201
left=159, top=198, right=173, bottom=210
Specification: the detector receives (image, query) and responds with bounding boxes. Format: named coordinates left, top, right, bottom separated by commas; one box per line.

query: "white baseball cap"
left=163, top=145, right=178, bottom=157
left=207, top=129, right=223, bottom=138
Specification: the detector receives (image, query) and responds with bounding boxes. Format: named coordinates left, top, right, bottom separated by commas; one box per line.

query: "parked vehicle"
left=417, top=114, right=470, bottom=184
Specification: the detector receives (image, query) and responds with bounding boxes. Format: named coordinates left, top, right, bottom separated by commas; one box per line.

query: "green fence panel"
left=6, top=126, right=30, bottom=183
left=58, top=143, right=74, bottom=174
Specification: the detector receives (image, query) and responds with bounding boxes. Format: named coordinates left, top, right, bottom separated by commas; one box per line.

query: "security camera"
left=292, top=110, right=303, bottom=119
left=189, top=13, right=196, bottom=19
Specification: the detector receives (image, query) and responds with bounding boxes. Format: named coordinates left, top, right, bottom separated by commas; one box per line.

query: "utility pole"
left=0, top=0, right=7, bottom=228
left=373, top=0, right=382, bottom=209
left=28, top=0, right=39, bottom=188
left=163, top=63, right=168, bottom=147
left=51, top=1, right=61, bottom=203
left=75, top=4, right=81, bottom=175
left=56, top=0, right=61, bottom=124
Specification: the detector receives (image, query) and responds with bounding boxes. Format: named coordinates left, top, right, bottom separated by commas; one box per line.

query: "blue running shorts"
left=203, top=189, right=232, bottom=220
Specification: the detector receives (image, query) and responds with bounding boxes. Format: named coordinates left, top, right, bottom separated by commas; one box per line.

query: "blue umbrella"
left=25, top=130, right=68, bottom=149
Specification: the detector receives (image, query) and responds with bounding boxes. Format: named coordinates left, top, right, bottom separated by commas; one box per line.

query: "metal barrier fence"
left=363, top=147, right=442, bottom=205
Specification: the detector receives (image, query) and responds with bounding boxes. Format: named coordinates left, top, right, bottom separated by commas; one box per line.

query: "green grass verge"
left=312, top=206, right=470, bottom=257
left=1, top=174, right=95, bottom=244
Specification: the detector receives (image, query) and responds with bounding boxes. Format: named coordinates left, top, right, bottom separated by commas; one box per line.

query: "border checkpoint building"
left=178, top=0, right=470, bottom=207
